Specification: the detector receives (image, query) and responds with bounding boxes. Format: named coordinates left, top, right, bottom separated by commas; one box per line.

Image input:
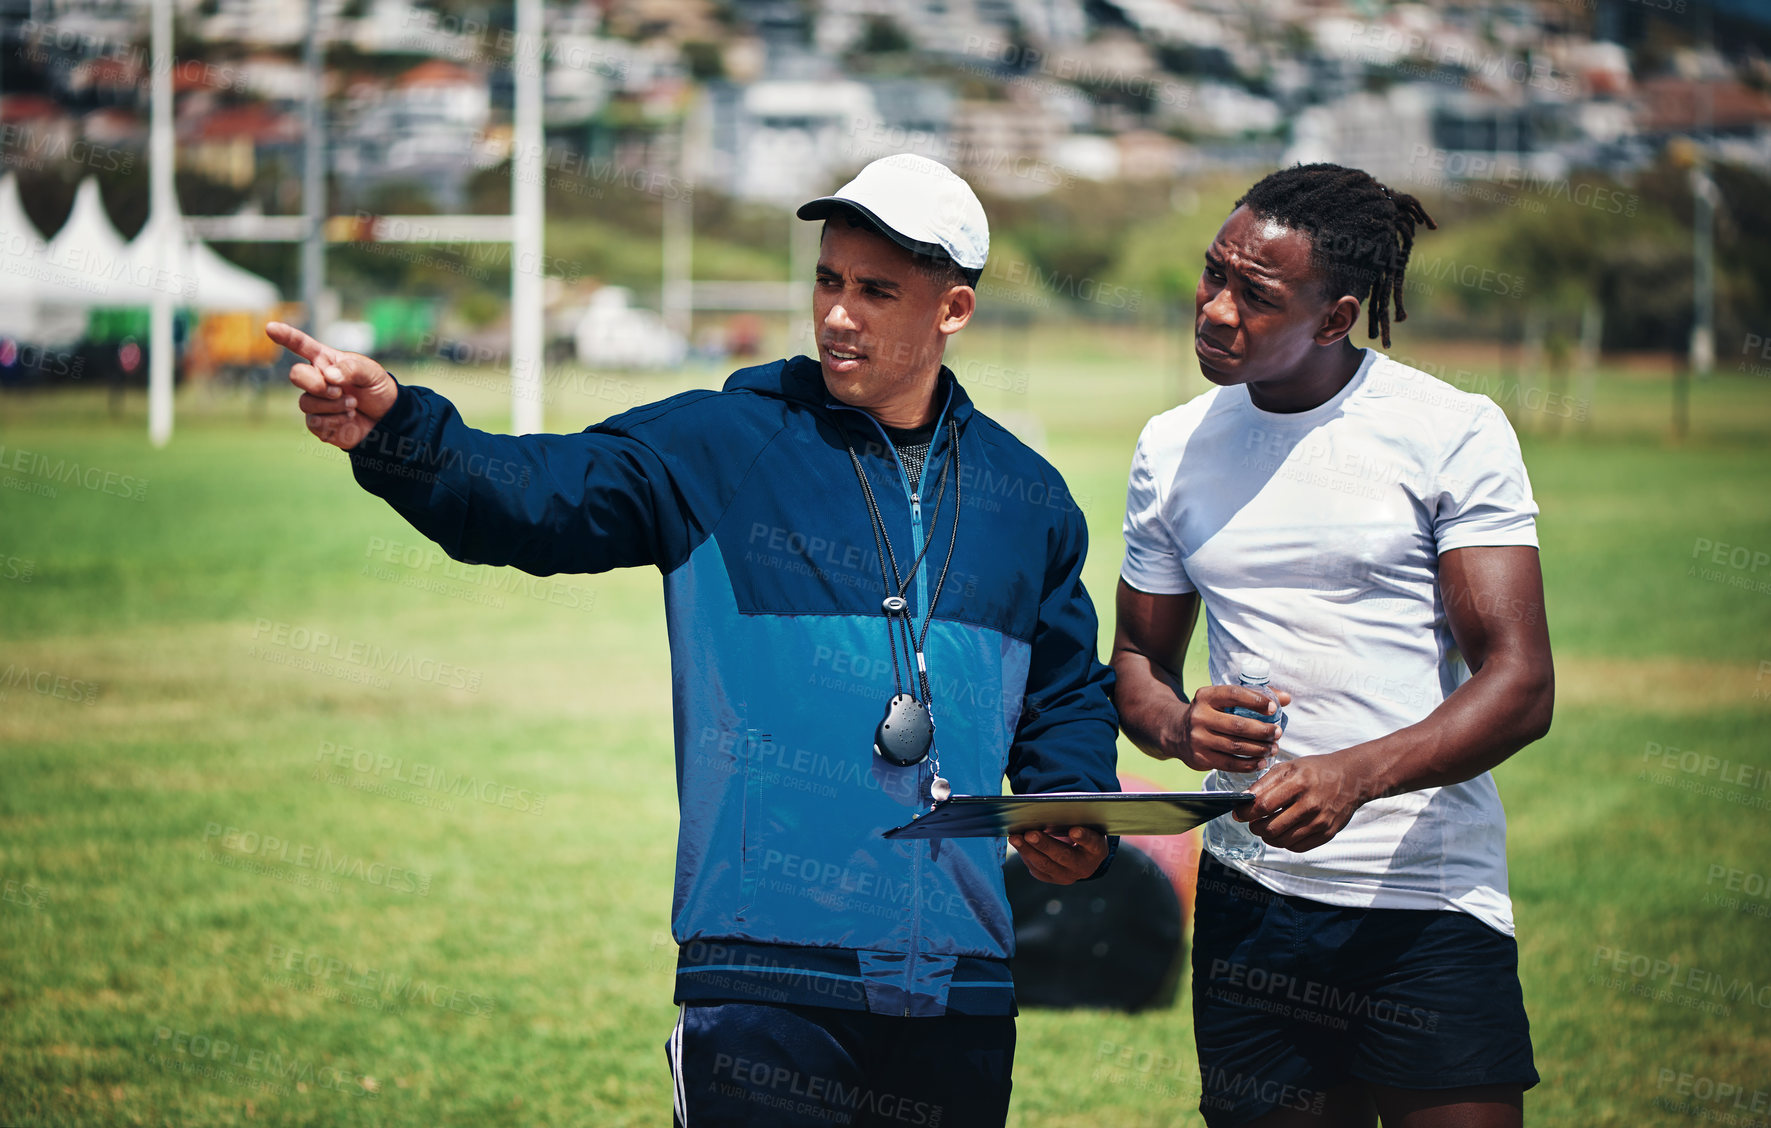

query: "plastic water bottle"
left=1203, top=658, right=1287, bottom=864
left=1225, top=657, right=1287, bottom=734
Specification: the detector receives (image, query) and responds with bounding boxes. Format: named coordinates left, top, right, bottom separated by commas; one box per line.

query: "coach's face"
left=1194, top=206, right=1358, bottom=399
left=815, top=222, right=973, bottom=426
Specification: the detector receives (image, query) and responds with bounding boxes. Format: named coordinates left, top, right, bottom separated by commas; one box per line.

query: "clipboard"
left=881, top=791, right=1251, bottom=840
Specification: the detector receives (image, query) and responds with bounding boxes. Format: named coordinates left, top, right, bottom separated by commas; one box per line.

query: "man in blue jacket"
left=269, top=153, right=1119, bottom=1127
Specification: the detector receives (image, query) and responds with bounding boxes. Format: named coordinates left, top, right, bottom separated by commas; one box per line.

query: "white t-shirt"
left=1120, top=348, right=1538, bottom=935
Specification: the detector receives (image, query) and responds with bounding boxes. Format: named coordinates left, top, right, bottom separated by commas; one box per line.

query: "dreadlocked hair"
left=1235, top=163, right=1437, bottom=348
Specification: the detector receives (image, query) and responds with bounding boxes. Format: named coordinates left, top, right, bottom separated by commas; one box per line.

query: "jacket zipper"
left=827, top=385, right=955, bottom=1014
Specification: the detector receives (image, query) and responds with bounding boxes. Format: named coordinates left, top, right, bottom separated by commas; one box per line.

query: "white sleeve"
left=1433, top=402, right=1539, bottom=554
left=1120, top=421, right=1195, bottom=595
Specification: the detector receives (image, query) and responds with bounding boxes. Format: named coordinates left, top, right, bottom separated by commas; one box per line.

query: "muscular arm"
left=1110, top=582, right=1195, bottom=759
left=1245, top=545, right=1555, bottom=852
left=1111, top=581, right=1286, bottom=772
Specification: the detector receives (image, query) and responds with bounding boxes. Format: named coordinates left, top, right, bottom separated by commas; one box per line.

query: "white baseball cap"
left=797, top=154, right=989, bottom=283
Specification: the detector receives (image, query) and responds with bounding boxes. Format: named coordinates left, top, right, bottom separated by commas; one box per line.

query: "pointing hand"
left=267, top=320, right=399, bottom=451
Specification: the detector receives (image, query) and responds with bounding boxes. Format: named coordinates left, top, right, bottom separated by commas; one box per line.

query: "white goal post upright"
left=509, top=0, right=545, bottom=435
left=147, top=0, right=175, bottom=447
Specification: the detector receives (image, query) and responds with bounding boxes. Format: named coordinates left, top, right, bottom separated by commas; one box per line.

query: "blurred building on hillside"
left=334, top=60, right=491, bottom=210
left=7, top=0, right=1770, bottom=209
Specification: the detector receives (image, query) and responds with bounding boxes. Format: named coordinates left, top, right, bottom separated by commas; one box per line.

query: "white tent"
left=0, top=173, right=281, bottom=345
left=126, top=190, right=280, bottom=311
left=41, top=177, right=139, bottom=306
left=0, top=172, right=43, bottom=331
left=0, top=170, right=42, bottom=254
left=0, top=173, right=87, bottom=344
left=184, top=238, right=280, bottom=310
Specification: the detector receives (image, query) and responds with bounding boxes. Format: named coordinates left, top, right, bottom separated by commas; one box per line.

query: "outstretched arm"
left=268, top=321, right=705, bottom=577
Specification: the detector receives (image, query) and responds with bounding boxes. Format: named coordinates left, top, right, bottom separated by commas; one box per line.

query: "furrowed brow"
left=1228, top=256, right=1280, bottom=296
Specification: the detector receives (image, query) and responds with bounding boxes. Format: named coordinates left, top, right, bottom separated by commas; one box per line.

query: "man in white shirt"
left=1112, top=163, right=1554, bottom=1128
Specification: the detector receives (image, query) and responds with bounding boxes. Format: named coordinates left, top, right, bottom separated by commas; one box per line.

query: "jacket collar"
left=725, top=354, right=976, bottom=430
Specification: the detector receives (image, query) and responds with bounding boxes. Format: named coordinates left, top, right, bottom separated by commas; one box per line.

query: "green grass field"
left=2, top=324, right=1768, bottom=1126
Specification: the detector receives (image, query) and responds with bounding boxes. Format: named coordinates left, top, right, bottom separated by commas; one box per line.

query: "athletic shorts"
left=1191, top=853, right=1538, bottom=1127
left=665, top=1000, right=1015, bottom=1127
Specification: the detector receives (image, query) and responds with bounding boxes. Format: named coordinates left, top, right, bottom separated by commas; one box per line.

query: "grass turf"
left=2, top=323, right=1767, bottom=1126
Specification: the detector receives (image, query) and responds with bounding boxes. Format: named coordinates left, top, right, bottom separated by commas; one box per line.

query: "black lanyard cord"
left=844, top=418, right=963, bottom=706
left=847, top=443, right=909, bottom=698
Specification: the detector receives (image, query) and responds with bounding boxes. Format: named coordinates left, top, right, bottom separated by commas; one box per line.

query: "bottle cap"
left=1241, top=657, right=1271, bottom=682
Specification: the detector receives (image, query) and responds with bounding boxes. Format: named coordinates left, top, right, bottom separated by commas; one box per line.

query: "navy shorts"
left=1191, top=853, right=1538, bottom=1127
left=666, top=1001, right=1015, bottom=1127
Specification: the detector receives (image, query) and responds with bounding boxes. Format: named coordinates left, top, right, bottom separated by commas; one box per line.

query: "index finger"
left=1198, top=684, right=1275, bottom=712
left=1224, top=686, right=1282, bottom=714
left=1203, top=688, right=1282, bottom=728
left=266, top=321, right=337, bottom=366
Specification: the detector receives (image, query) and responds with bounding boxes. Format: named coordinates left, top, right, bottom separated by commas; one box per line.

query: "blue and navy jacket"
left=346, top=355, right=1120, bottom=1017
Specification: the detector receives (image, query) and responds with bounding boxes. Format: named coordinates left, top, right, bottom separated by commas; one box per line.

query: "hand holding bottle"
left=1203, top=659, right=1288, bottom=863
left=1167, top=680, right=1290, bottom=773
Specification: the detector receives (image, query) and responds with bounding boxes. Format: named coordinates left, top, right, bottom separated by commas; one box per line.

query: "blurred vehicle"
left=573, top=286, right=685, bottom=370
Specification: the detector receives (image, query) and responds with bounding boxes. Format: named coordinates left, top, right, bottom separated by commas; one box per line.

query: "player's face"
left=1193, top=206, right=1340, bottom=391
left=814, top=223, right=967, bottom=418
